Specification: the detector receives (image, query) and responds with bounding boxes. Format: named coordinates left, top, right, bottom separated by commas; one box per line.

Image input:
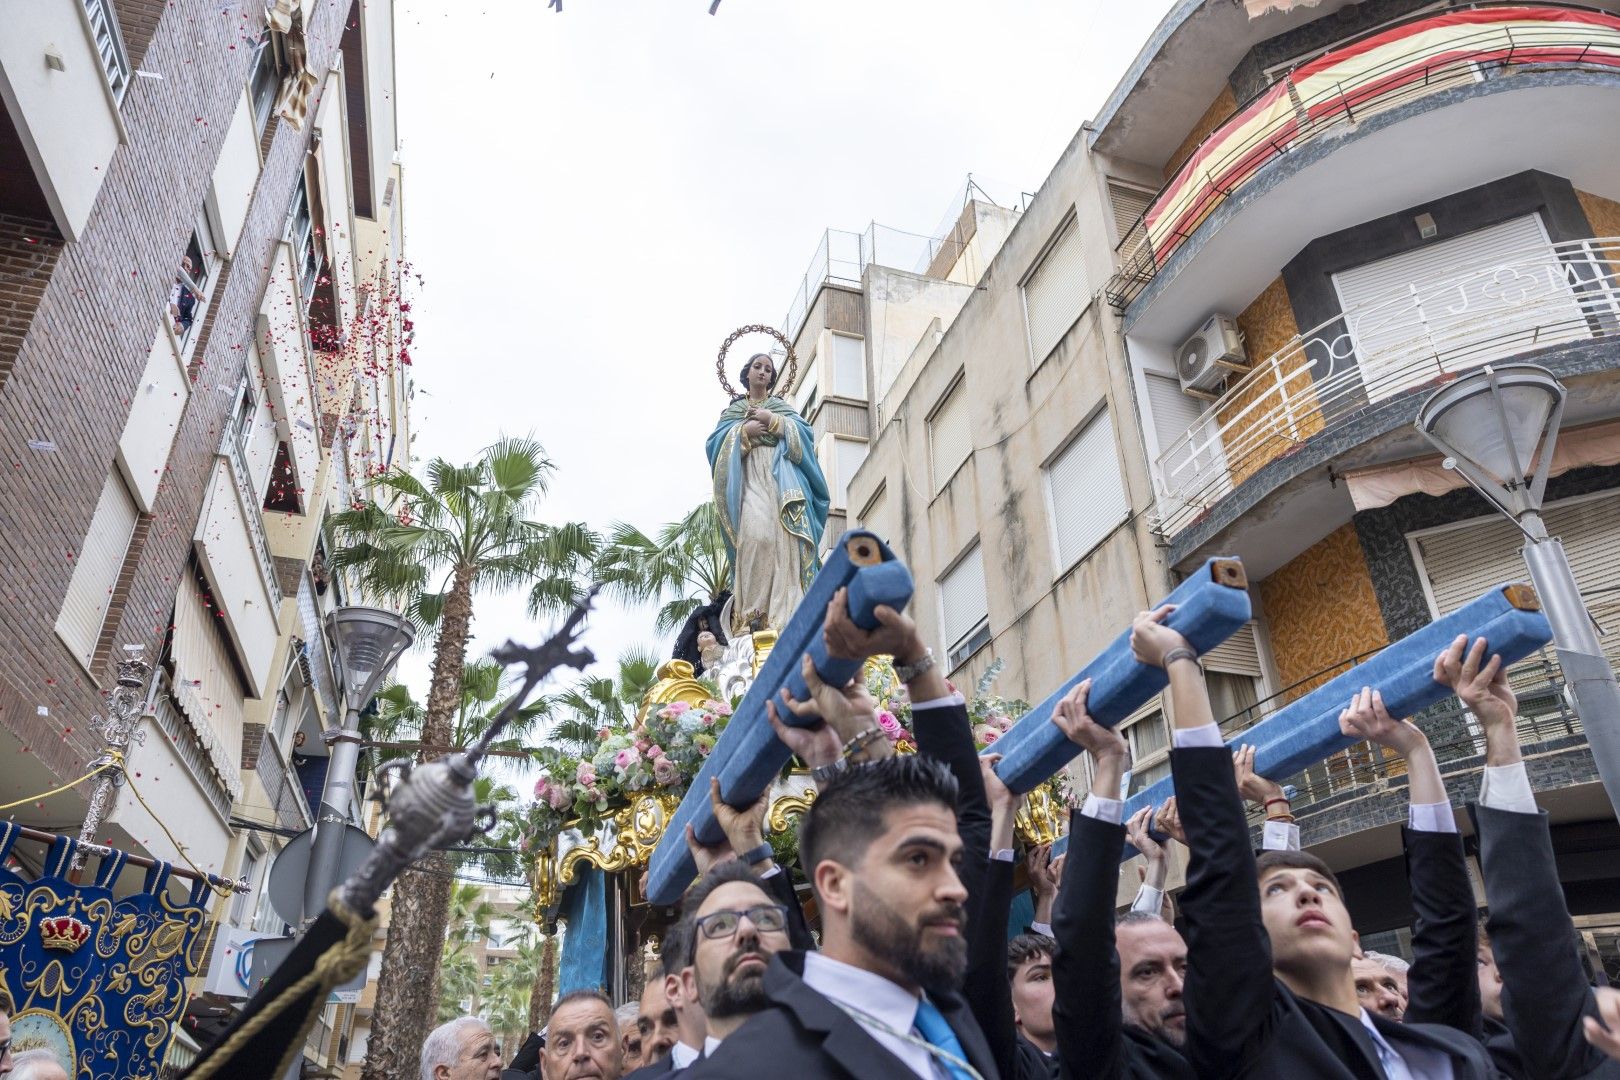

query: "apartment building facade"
left=820, top=0, right=1620, bottom=969
left=0, top=0, right=411, bottom=1071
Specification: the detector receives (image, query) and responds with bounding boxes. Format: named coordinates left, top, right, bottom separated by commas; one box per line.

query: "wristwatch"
left=894, top=648, right=935, bottom=683
left=740, top=842, right=774, bottom=866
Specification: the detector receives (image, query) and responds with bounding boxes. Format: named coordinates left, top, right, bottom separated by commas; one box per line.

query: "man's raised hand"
left=1338, top=687, right=1429, bottom=758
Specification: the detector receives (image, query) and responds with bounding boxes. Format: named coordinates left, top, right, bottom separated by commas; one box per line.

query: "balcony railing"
left=1217, top=645, right=1594, bottom=817
left=81, top=0, right=132, bottom=103
left=221, top=425, right=284, bottom=606
left=1106, top=3, right=1620, bottom=310
left=1152, top=237, right=1620, bottom=537
left=145, top=670, right=240, bottom=822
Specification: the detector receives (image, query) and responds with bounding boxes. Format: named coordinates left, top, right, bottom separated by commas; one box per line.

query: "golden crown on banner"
left=39, top=914, right=92, bottom=952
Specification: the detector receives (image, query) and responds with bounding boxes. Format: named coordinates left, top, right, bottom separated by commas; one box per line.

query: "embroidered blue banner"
left=0, top=825, right=214, bottom=1079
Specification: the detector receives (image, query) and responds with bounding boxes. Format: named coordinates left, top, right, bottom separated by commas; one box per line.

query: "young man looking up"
left=1132, top=607, right=1499, bottom=1080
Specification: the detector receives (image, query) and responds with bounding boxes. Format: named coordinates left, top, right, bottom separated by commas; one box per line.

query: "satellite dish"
left=266, top=823, right=376, bottom=927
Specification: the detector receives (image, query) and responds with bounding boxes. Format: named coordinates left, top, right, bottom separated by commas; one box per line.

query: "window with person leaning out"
left=481, top=596, right=1620, bottom=1080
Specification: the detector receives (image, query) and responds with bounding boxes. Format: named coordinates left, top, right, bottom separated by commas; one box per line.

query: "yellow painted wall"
left=1216, top=277, right=1322, bottom=487
left=1258, top=523, right=1390, bottom=703
left=1577, top=189, right=1620, bottom=238
left=1166, top=86, right=1239, bottom=181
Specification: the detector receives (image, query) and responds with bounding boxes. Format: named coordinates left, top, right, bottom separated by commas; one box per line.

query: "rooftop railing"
left=1151, top=236, right=1620, bottom=538
left=1105, top=3, right=1620, bottom=310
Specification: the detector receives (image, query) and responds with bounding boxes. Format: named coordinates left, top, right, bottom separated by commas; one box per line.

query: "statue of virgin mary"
left=706, top=351, right=829, bottom=634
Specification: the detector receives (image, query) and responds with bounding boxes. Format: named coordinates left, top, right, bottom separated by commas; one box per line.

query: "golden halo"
left=716, top=324, right=797, bottom=398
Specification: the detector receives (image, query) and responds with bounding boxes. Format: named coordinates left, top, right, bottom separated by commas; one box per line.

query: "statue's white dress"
left=733, top=443, right=803, bottom=632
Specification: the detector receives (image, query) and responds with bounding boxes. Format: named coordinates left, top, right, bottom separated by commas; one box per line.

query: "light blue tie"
left=912, top=998, right=976, bottom=1080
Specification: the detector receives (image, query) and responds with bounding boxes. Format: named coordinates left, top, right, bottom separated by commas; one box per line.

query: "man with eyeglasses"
left=689, top=592, right=999, bottom=1079
left=683, top=860, right=795, bottom=1052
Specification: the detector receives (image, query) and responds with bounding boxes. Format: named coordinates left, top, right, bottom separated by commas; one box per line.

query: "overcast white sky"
left=388, top=0, right=1178, bottom=698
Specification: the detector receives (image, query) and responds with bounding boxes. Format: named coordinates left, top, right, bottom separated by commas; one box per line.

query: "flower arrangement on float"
left=521, top=658, right=1073, bottom=860
left=524, top=697, right=734, bottom=847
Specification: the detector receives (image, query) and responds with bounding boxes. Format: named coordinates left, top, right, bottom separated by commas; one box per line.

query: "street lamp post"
left=1416, top=362, right=1620, bottom=819
left=303, top=605, right=415, bottom=923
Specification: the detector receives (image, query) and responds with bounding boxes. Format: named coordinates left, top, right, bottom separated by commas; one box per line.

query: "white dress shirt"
left=1479, top=760, right=1537, bottom=813
left=800, top=951, right=949, bottom=1080
left=700, top=1036, right=721, bottom=1060
left=670, top=1041, right=702, bottom=1068
left=1359, top=1007, right=1456, bottom=1080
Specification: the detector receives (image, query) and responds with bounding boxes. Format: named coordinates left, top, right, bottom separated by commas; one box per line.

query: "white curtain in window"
left=831, top=334, right=867, bottom=400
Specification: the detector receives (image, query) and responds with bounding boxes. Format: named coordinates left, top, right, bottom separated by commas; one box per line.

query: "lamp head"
left=324, top=606, right=415, bottom=714
left=1415, top=363, right=1565, bottom=518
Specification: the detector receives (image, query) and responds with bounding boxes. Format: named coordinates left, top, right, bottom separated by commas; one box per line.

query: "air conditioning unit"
left=1176, top=314, right=1247, bottom=393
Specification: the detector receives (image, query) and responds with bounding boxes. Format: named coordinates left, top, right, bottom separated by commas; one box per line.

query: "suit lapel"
left=936, top=989, right=998, bottom=1079
left=766, top=952, right=920, bottom=1080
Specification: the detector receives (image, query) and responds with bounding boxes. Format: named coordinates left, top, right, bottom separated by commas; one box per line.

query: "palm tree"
left=334, top=436, right=596, bottom=1080
left=438, top=939, right=482, bottom=1022
left=595, top=501, right=730, bottom=635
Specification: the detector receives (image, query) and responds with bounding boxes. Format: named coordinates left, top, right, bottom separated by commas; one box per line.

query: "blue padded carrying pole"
left=988, top=558, right=1253, bottom=795
left=647, top=531, right=913, bottom=905
left=1057, top=581, right=1553, bottom=860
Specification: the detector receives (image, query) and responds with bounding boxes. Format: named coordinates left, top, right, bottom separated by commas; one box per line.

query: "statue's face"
left=747, top=355, right=775, bottom=393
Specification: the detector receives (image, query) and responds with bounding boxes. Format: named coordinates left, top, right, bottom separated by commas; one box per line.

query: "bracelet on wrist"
left=842, top=726, right=886, bottom=759
left=739, top=842, right=774, bottom=866
left=1263, top=797, right=1292, bottom=810
left=1161, top=647, right=1199, bottom=669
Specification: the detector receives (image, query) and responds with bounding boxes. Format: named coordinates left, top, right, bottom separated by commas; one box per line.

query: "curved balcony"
left=1152, top=237, right=1620, bottom=538
left=1107, top=3, right=1620, bottom=313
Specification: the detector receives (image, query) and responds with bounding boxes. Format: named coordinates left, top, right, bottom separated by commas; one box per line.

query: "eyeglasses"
left=693, top=904, right=789, bottom=941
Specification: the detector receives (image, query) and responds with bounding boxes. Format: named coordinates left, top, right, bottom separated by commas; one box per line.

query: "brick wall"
left=0, top=214, right=65, bottom=386
left=0, top=0, right=353, bottom=792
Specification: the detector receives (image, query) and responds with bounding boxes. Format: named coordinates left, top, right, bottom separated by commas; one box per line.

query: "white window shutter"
left=1332, top=215, right=1588, bottom=401
left=929, top=380, right=972, bottom=490
left=1202, top=621, right=1264, bottom=677
left=1414, top=491, right=1620, bottom=669
left=831, top=333, right=867, bottom=400
left=1022, top=216, right=1090, bottom=364
left=1047, top=409, right=1129, bottom=569
left=940, top=545, right=988, bottom=650
left=55, top=471, right=139, bottom=666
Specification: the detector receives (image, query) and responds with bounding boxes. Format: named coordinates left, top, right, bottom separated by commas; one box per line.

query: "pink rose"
left=635, top=739, right=650, bottom=753
left=876, top=711, right=903, bottom=741
left=547, top=786, right=571, bottom=811
left=648, top=745, right=665, bottom=759
left=576, top=763, right=597, bottom=787
left=653, top=757, right=679, bottom=786
left=707, top=700, right=732, bottom=717
left=614, top=748, right=641, bottom=770
left=667, top=701, right=691, bottom=715
left=973, top=723, right=999, bottom=746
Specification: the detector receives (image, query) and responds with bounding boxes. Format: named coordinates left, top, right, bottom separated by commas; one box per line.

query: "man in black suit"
left=1436, top=635, right=1620, bottom=1079
left=1131, top=607, right=1503, bottom=1080
left=624, top=919, right=704, bottom=1078
left=1033, top=678, right=1193, bottom=1080
left=689, top=755, right=996, bottom=1080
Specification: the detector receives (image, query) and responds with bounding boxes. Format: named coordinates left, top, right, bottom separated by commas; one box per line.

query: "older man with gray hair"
left=421, top=1015, right=503, bottom=1080
left=7, top=1049, right=68, bottom=1080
